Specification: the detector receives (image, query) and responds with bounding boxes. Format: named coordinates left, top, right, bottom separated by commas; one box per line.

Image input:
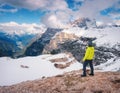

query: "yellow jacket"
left=83, top=46, right=94, bottom=61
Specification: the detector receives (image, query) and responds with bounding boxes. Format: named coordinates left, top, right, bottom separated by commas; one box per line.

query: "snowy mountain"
left=70, top=18, right=97, bottom=29
left=63, top=26, right=120, bottom=71
left=70, top=17, right=120, bottom=29
left=0, top=23, right=46, bottom=58
left=39, top=26, right=120, bottom=65
left=62, top=26, right=120, bottom=46
left=0, top=19, right=120, bottom=87
left=22, top=21, right=120, bottom=69
left=0, top=32, right=40, bottom=58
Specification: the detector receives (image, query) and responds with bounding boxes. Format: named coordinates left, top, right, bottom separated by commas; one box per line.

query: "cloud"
left=45, top=0, right=68, bottom=11
left=0, top=0, right=68, bottom=11
left=0, top=0, right=120, bottom=28
left=0, top=22, right=46, bottom=35
left=74, top=0, right=84, bottom=1
left=78, top=0, right=117, bottom=18
left=0, top=0, right=45, bottom=10
left=70, top=0, right=120, bottom=24
left=41, top=0, right=120, bottom=28
left=0, top=0, right=69, bottom=28
left=41, top=12, right=71, bottom=28
left=107, top=2, right=120, bottom=20
left=0, top=8, right=17, bottom=13
left=42, top=14, right=61, bottom=28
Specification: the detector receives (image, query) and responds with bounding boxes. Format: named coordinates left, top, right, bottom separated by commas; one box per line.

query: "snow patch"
left=62, top=27, right=120, bottom=47
left=95, top=57, right=120, bottom=72
left=0, top=53, right=82, bottom=86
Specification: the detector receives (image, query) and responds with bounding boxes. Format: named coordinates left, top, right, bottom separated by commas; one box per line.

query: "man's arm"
left=82, top=48, right=89, bottom=62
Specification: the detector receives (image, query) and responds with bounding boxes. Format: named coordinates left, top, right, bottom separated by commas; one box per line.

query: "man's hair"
left=88, top=41, right=93, bottom=47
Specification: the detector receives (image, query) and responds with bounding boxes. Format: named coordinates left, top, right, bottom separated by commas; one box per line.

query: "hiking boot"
left=81, top=74, right=86, bottom=77
left=89, top=73, right=94, bottom=76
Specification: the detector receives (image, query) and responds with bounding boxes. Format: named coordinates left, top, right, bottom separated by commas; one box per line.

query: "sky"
left=0, top=0, right=120, bottom=28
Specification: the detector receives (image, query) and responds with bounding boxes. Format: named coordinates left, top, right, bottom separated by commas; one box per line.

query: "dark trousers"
left=83, top=60, right=94, bottom=75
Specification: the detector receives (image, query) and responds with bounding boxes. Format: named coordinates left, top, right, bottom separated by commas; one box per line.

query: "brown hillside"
left=0, top=70, right=120, bottom=93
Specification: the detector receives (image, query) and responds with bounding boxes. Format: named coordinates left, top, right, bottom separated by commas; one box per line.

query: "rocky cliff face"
left=0, top=32, right=42, bottom=58
left=43, top=32, right=79, bottom=54
left=0, top=39, right=18, bottom=57
left=24, top=28, right=62, bottom=56
left=0, top=71, right=120, bottom=93
left=43, top=35, right=120, bottom=66
left=0, top=32, right=21, bottom=58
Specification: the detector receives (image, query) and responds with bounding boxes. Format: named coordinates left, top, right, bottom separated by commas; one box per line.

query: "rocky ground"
left=0, top=70, right=120, bottom=93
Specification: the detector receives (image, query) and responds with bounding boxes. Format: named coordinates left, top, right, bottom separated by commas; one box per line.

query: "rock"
left=20, top=65, right=29, bottom=68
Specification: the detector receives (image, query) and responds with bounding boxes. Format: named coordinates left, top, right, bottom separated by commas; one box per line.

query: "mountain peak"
left=70, top=18, right=96, bottom=29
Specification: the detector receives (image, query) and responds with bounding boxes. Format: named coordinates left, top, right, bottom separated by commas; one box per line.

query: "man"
left=81, top=41, right=95, bottom=77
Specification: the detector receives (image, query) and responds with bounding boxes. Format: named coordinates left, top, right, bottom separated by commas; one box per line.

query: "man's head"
left=88, top=41, right=93, bottom=47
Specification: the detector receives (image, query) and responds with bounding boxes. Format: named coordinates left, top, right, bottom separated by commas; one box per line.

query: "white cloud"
left=41, top=0, right=120, bottom=28
left=41, top=13, right=68, bottom=28
left=74, top=0, right=84, bottom=2
left=0, top=8, right=17, bottom=13
left=78, top=0, right=117, bottom=18
left=0, top=22, right=46, bottom=35
left=41, top=10, right=74, bottom=28
left=0, top=0, right=68, bottom=11
left=0, top=0, right=69, bottom=28
left=0, top=0, right=120, bottom=27
left=68, top=0, right=119, bottom=24
left=45, top=0, right=68, bottom=11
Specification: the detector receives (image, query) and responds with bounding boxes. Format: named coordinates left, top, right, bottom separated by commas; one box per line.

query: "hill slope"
left=0, top=70, right=120, bottom=93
